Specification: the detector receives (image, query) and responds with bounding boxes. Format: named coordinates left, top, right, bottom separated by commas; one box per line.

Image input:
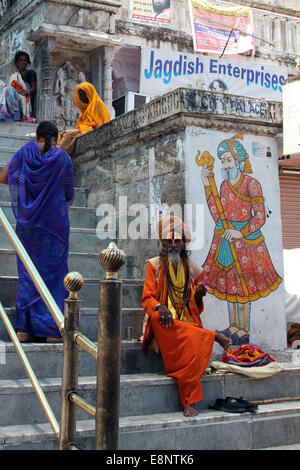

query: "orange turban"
left=73, top=82, right=111, bottom=135
left=158, top=216, right=192, bottom=244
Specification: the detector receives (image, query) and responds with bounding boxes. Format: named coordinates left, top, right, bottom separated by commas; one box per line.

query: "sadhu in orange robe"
left=142, top=256, right=215, bottom=409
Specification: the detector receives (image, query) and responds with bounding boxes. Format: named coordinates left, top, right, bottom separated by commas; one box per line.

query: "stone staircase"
left=0, top=122, right=300, bottom=450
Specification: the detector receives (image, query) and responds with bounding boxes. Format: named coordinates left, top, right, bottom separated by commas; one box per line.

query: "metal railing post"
left=59, top=272, right=84, bottom=450
left=95, top=242, right=126, bottom=450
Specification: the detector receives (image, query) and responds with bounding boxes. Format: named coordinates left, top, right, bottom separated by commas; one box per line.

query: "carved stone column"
left=102, top=46, right=115, bottom=119
left=274, top=17, right=283, bottom=52
left=36, top=36, right=56, bottom=122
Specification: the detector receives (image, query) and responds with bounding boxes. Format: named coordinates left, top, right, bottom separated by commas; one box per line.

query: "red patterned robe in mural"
left=202, top=173, right=282, bottom=303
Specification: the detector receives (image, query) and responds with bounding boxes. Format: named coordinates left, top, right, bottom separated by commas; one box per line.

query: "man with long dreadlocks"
left=141, top=215, right=231, bottom=417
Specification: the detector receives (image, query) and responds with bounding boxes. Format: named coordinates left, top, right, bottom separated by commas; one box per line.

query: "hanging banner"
left=189, top=0, right=255, bottom=55
left=140, top=47, right=288, bottom=101
left=131, top=0, right=171, bottom=26
left=282, top=78, right=300, bottom=156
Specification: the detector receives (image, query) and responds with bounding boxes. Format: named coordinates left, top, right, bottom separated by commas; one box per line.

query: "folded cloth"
left=210, top=360, right=284, bottom=379
left=219, top=344, right=276, bottom=367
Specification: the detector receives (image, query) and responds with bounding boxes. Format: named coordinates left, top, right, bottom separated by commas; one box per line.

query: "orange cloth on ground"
left=73, top=82, right=111, bottom=134
left=141, top=259, right=215, bottom=408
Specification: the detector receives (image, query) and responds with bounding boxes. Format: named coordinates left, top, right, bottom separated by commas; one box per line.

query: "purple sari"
left=8, top=141, right=74, bottom=338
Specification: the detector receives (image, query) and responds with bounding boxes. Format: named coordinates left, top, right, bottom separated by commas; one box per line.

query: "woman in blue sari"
left=0, top=121, right=74, bottom=342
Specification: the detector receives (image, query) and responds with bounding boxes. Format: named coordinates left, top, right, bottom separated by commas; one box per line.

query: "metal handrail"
left=0, top=301, right=60, bottom=439
left=0, top=207, right=98, bottom=358
left=0, top=207, right=97, bottom=445
left=0, top=206, right=124, bottom=450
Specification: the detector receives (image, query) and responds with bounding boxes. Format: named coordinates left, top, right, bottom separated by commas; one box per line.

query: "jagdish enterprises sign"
left=140, top=47, right=288, bottom=101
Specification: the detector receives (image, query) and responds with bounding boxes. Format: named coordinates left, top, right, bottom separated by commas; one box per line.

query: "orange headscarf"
left=73, top=82, right=111, bottom=134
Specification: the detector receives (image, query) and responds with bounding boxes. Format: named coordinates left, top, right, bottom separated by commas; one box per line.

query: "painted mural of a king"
left=199, top=134, right=282, bottom=345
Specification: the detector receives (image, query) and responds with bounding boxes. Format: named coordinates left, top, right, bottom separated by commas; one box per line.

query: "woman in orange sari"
left=57, top=82, right=111, bottom=153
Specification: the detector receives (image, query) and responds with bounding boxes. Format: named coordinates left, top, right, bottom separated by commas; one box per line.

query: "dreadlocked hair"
left=36, top=121, right=58, bottom=155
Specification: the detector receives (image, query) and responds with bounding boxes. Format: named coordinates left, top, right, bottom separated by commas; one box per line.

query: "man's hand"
left=201, top=164, right=210, bottom=187
left=222, top=229, right=243, bottom=242
left=158, top=304, right=174, bottom=328
left=194, top=283, right=207, bottom=306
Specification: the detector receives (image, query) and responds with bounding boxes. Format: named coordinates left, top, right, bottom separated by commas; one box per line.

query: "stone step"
left=0, top=226, right=111, bottom=254
left=0, top=122, right=37, bottom=136
left=1, top=364, right=300, bottom=428
left=0, top=277, right=144, bottom=309
left=0, top=201, right=97, bottom=229
left=0, top=249, right=104, bottom=278
left=1, top=399, right=300, bottom=450
left=0, top=342, right=164, bottom=379
left=0, top=307, right=145, bottom=342
left=0, top=365, right=300, bottom=430
left=0, top=373, right=179, bottom=426
left=0, top=249, right=133, bottom=280
left=0, top=183, right=87, bottom=207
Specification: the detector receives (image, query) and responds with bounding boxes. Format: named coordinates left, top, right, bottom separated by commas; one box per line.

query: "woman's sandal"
left=16, top=331, right=39, bottom=343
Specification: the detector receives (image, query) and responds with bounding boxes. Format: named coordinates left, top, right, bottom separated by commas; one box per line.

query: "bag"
left=56, top=128, right=81, bottom=154
left=219, top=344, right=276, bottom=367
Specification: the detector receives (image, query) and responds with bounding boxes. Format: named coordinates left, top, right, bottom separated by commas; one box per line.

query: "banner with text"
left=131, top=0, right=171, bottom=26
left=140, top=47, right=288, bottom=101
left=188, top=0, right=255, bottom=55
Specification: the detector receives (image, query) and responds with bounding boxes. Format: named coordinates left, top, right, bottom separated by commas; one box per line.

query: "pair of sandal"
left=16, top=331, right=63, bottom=343
left=209, top=396, right=258, bottom=413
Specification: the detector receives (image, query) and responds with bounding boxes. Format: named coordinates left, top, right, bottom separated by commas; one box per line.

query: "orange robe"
left=141, top=257, right=215, bottom=408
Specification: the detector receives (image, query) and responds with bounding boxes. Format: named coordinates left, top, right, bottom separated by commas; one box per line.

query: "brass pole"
left=0, top=208, right=64, bottom=332
left=0, top=301, right=60, bottom=439
left=69, top=392, right=96, bottom=417
left=95, top=243, right=126, bottom=450
left=59, top=272, right=83, bottom=450
left=72, top=331, right=98, bottom=359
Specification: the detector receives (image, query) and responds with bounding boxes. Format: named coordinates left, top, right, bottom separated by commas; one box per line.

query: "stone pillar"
left=263, top=14, right=271, bottom=52
left=296, top=22, right=300, bottom=55
left=274, top=17, right=283, bottom=52
left=36, top=36, right=56, bottom=122
left=102, top=46, right=115, bottom=119
left=286, top=20, right=293, bottom=54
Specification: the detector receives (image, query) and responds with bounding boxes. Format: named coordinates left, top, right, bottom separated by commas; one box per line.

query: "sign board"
left=131, top=0, right=171, bottom=26
left=188, top=0, right=255, bottom=55
left=140, top=47, right=288, bottom=101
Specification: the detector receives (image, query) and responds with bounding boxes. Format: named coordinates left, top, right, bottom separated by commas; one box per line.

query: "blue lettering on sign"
left=143, top=50, right=285, bottom=94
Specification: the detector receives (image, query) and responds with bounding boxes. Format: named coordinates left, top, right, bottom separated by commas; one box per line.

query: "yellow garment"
left=168, top=261, right=194, bottom=323
left=73, top=82, right=111, bottom=134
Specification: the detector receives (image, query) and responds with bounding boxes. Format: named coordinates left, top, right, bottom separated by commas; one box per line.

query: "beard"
left=221, top=165, right=239, bottom=181
left=167, top=248, right=181, bottom=268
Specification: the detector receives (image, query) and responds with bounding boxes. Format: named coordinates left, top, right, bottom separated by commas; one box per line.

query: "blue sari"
left=0, top=86, right=23, bottom=122
left=8, top=142, right=74, bottom=338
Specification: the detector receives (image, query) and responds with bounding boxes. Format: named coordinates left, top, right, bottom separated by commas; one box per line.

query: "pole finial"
left=98, top=242, right=126, bottom=279
left=64, top=272, right=84, bottom=299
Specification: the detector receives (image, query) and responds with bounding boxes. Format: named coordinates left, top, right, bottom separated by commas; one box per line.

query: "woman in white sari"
left=0, top=51, right=37, bottom=122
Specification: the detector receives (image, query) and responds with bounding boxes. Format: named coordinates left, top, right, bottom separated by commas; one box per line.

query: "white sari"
left=9, top=71, right=31, bottom=118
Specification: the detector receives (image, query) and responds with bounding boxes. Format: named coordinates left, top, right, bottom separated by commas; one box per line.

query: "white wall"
left=184, top=126, right=286, bottom=351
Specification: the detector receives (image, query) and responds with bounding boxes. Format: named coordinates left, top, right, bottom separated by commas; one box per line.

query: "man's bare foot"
left=183, top=405, right=198, bottom=417
left=215, top=332, right=232, bottom=350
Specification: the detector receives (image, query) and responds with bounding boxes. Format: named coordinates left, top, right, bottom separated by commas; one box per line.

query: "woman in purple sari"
left=0, top=121, right=74, bottom=342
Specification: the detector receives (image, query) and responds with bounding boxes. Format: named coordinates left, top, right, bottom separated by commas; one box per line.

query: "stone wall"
left=72, top=87, right=282, bottom=279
